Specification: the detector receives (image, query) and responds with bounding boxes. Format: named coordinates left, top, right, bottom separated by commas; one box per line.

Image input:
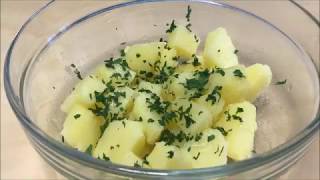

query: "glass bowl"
left=4, top=0, right=319, bottom=179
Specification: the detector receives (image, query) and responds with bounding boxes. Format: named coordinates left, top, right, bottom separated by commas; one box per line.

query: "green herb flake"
left=74, top=114, right=81, bottom=119
left=167, top=150, right=174, bottom=159
left=219, top=146, right=224, bottom=156
left=186, top=5, right=192, bottom=22
left=215, top=127, right=229, bottom=136
left=61, top=136, right=64, bottom=143
left=193, top=152, right=200, bottom=160
left=275, top=79, right=287, bottom=85
left=224, top=110, right=231, bottom=121
left=214, top=146, right=220, bottom=154
left=195, top=132, right=203, bottom=142
left=192, top=55, right=201, bottom=66
left=148, top=118, right=155, bottom=123
left=236, top=107, right=244, bottom=114
left=207, top=134, right=215, bottom=142
left=120, top=49, right=125, bottom=57
left=232, top=114, right=243, bottom=122
left=166, top=20, right=177, bottom=33
left=234, top=49, right=239, bottom=54
left=205, top=86, right=222, bottom=105
left=186, top=23, right=192, bottom=32
left=102, top=153, right=110, bottom=161
left=215, top=67, right=225, bottom=76
left=134, top=161, right=142, bottom=168
left=136, top=53, right=141, bottom=58
left=85, top=144, right=93, bottom=155
left=122, top=121, right=126, bottom=128
left=187, top=147, right=191, bottom=152
left=233, top=69, right=246, bottom=78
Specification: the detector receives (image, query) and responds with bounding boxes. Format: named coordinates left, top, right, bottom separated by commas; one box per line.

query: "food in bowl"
left=60, top=6, right=272, bottom=169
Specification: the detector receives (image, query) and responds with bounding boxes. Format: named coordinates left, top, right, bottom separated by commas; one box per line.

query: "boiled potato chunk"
left=224, top=128, right=254, bottom=160
left=109, top=150, right=148, bottom=167
left=171, top=99, right=212, bottom=135
left=93, top=120, right=146, bottom=158
left=147, top=142, right=179, bottom=169
left=125, top=42, right=165, bottom=73
left=183, top=129, right=228, bottom=168
left=94, top=63, right=136, bottom=86
left=159, top=46, right=178, bottom=68
left=203, top=27, right=238, bottom=68
left=175, top=55, right=205, bottom=73
left=246, top=64, right=272, bottom=101
left=108, top=87, right=136, bottom=117
left=167, top=25, right=200, bottom=59
left=138, top=80, right=162, bottom=97
left=61, top=104, right=101, bottom=151
left=61, top=76, right=105, bottom=112
left=195, top=92, right=225, bottom=123
left=130, top=93, right=164, bottom=144
left=165, top=72, right=194, bottom=100
left=214, top=101, right=256, bottom=160
left=208, top=65, right=249, bottom=104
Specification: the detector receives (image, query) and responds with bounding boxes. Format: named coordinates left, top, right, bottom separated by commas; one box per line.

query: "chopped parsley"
left=183, top=70, right=210, bottom=91
left=195, top=132, right=203, bottom=142
left=136, top=53, right=141, bottom=58
left=193, top=152, right=200, bottom=160
left=275, top=79, right=287, bottom=85
left=134, top=161, right=142, bottom=168
left=102, top=153, right=110, bottom=161
left=236, top=107, right=244, bottom=114
left=232, top=114, right=243, bottom=122
left=224, top=110, right=231, bottom=121
left=191, top=55, right=201, bottom=66
left=215, top=127, right=229, bottom=136
left=74, top=114, right=81, bottom=119
left=186, top=23, right=192, bottom=32
left=206, top=86, right=222, bottom=105
left=214, top=67, right=225, bottom=76
left=166, top=20, right=177, bottom=33
left=122, top=121, right=126, bottom=128
left=148, top=118, right=155, bottom=123
left=120, top=49, right=126, bottom=57
left=207, top=134, right=215, bottom=142
left=61, top=136, right=64, bottom=143
left=159, top=129, right=176, bottom=145
left=219, top=146, right=224, bottom=156
left=214, top=146, right=220, bottom=154
left=167, top=150, right=174, bottom=158
left=187, top=147, right=191, bottom=152
left=186, top=5, right=192, bottom=22
left=233, top=69, right=246, bottom=78
left=85, top=144, right=93, bottom=155
left=234, top=49, right=239, bottom=54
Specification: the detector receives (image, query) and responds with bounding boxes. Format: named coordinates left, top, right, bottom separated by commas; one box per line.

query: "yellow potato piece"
left=130, top=92, right=164, bottom=144
left=61, top=104, right=101, bottom=152
left=171, top=99, right=212, bottom=135
left=183, top=129, right=228, bottom=168
left=61, top=76, right=105, bottom=112
left=203, top=27, right=238, bottom=68
left=147, top=142, right=179, bottom=169
left=175, top=55, right=205, bottom=73
left=125, top=42, right=166, bottom=73
left=208, top=65, right=249, bottom=104
left=214, top=101, right=256, bottom=160
left=94, top=63, right=136, bottom=86
left=167, top=25, right=200, bottom=59
left=93, top=120, right=146, bottom=159
left=246, top=63, right=272, bottom=101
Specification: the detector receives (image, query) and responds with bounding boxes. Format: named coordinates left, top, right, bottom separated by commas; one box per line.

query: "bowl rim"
left=4, top=0, right=320, bottom=178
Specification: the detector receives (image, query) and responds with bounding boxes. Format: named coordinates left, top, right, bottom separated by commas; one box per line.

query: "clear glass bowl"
left=4, top=0, right=319, bottom=179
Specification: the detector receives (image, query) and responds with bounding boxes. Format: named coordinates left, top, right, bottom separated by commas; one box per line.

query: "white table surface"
left=1, top=1, right=319, bottom=179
